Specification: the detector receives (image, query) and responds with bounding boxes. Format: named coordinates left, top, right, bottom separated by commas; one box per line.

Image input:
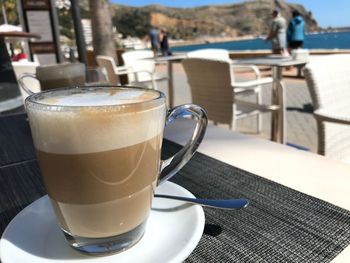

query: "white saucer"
left=0, top=182, right=205, bottom=263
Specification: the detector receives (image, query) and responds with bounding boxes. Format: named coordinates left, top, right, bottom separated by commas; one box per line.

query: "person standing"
left=287, top=10, right=305, bottom=52
left=11, top=44, right=28, bottom=62
left=160, top=28, right=172, bottom=56
left=149, top=26, right=160, bottom=57
left=266, top=10, right=288, bottom=55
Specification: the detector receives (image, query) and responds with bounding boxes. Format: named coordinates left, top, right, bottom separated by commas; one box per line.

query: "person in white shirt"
left=266, top=10, right=288, bottom=55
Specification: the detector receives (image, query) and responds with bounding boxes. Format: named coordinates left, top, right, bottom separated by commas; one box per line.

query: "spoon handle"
left=154, top=194, right=249, bottom=210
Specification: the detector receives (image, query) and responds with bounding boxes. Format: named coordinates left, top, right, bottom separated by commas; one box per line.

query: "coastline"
left=169, top=35, right=257, bottom=47
left=170, top=31, right=350, bottom=51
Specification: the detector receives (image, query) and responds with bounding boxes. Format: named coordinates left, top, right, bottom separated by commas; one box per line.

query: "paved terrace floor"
left=156, top=63, right=317, bottom=153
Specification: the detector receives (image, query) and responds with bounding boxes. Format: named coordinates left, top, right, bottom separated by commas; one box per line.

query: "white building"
left=81, top=19, right=92, bottom=46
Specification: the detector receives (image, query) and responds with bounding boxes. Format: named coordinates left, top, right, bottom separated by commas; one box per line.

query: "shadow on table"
left=286, top=103, right=314, bottom=113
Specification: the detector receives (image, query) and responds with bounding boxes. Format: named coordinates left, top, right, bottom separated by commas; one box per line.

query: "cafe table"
left=156, top=54, right=308, bottom=144
left=154, top=53, right=187, bottom=108
left=233, top=56, right=309, bottom=144
left=1, top=113, right=350, bottom=262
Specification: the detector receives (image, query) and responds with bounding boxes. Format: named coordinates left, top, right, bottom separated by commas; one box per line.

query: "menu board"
left=26, top=11, right=53, bottom=42
left=23, top=0, right=50, bottom=9
left=19, top=0, right=61, bottom=64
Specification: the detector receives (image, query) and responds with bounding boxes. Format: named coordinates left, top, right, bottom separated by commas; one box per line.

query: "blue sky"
left=111, top=0, right=350, bottom=28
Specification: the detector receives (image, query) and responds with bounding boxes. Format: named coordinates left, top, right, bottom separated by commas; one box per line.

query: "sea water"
left=172, top=31, right=350, bottom=52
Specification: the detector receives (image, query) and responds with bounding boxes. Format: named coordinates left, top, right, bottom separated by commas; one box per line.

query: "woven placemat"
left=0, top=160, right=45, bottom=234
left=162, top=140, right=350, bottom=263
left=0, top=114, right=36, bottom=166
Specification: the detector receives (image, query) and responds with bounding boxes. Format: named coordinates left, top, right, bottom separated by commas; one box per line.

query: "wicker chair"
left=121, top=50, right=167, bottom=89
left=187, top=49, right=272, bottom=132
left=182, top=58, right=278, bottom=132
left=96, top=55, right=163, bottom=89
left=96, top=55, right=133, bottom=85
left=304, top=54, right=350, bottom=162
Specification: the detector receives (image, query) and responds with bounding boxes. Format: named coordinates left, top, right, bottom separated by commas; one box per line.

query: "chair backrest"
left=304, top=54, right=350, bottom=160
left=96, top=55, right=120, bottom=85
left=182, top=58, right=234, bottom=125
left=122, top=50, right=155, bottom=82
left=187, top=49, right=230, bottom=60
left=303, top=54, right=350, bottom=111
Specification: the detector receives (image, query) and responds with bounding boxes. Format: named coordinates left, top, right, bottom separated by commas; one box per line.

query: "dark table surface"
left=1, top=113, right=350, bottom=263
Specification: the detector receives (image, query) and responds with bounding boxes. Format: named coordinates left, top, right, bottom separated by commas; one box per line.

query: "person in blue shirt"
left=287, top=10, right=305, bottom=51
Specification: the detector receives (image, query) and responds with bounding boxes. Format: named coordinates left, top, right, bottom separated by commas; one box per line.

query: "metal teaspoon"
left=154, top=194, right=249, bottom=209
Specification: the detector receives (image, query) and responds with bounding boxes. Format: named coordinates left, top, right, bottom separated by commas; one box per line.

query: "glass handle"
left=158, top=104, right=207, bottom=185
left=18, top=73, right=37, bottom=95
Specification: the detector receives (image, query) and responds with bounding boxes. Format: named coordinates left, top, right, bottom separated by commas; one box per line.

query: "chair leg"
left=256, top=88, right=262, bottom=133
left=231, top=106, right=236, bottom=131
left=230, top=118, right=236, bottom=131
left=229, top=113, right=237, bottom=131
left=317, top=119, right=326, bottom=156
left=151, top=78, right=158, bottom=90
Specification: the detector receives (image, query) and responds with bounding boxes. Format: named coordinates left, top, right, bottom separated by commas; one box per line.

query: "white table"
left=155, top=54, right=187, bottom=108
left=165, top=119, right=350, bottom=262
left=233, top=56, right=308, bottom=143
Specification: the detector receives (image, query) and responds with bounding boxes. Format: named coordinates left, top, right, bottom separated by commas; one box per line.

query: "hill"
left=110, top=0, right=319, bottom=40
left=0, top=0, right=319, bottom=43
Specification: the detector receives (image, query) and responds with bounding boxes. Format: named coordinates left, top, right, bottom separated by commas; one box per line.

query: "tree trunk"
left=89, top=0, right=117, bottom=62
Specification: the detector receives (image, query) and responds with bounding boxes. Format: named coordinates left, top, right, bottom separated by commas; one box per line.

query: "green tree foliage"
left=0, top=0, right=18, bottom=24
left=56, top=4, right=90, bottom=40
left=113, top=9, right=151, bottom=38
left=57, top=8, right=74, bottom=39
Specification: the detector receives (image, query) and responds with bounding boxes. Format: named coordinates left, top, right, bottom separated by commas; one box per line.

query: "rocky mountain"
left=110, top=0, right=319, bottom=40
left=0, top=0, right=319, bottom=43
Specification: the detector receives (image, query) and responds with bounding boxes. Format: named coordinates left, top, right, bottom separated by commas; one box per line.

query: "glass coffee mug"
left=25, top=86, right=207, bottom=255
left=19, top=63, right=86, bottom=94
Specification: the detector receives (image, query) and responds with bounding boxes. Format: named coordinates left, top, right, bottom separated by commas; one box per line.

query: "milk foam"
left=27, top=89, right=165, bottom=154
left=41, top=90, right=159, bottom=106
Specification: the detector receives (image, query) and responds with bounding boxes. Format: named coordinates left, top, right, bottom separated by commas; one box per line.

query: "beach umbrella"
left=0, top=24, right=22, bottom=32
left=0, top=23, right=40, bottom=40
